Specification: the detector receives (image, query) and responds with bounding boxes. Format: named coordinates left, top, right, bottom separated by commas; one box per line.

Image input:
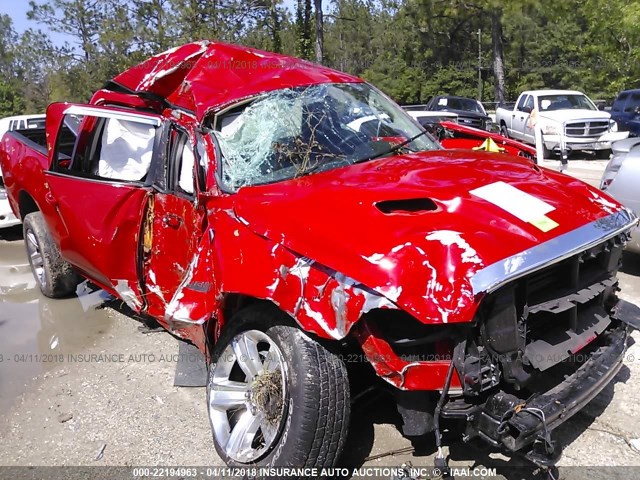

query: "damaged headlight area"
left=438, top=232, right=630, bottom=464
left=540, top=122, right=561, bottom=135
left=353, top=231, right=631, bottom=466
left=212, top=82, right=439, bottom=191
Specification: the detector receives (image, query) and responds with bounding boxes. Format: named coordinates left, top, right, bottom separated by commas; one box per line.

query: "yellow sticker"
left=529, top=215, right=559, bottom=232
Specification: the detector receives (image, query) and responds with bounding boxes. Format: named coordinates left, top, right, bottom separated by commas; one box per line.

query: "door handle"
left=45, top=191, right=57, bottom=207
left=162, top=214, right=182, bottom=229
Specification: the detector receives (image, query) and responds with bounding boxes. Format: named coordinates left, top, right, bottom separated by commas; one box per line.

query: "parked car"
left=600, top=137, right=640, bottom=253
left=610, top=89, right=640, bottom=137
left=405, top=109, right=458, bottom=141
left=496, top=90, right=627, bottom=158
left=421, top=96, right=492, bottom=131
left=404, top=109, right=459, bottom=127
left=365, top=111, right=535, bottom=162
left=0, top=114, right=46, bottom=229
left=1, top=42, right=638, bottom=473
left=437, top=120, right=537, bottom=162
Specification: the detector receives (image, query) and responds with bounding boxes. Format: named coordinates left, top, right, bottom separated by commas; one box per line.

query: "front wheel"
left=596, top=148, right=612, bottom=160
left=23, top=212, right=79, bottom=298
left=499, top=123, right=509, bottom=138
left=207, top=305, right=350, bottom=475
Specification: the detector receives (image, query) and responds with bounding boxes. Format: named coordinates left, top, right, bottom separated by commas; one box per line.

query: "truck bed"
left=5, top=128, right=49, bottom=156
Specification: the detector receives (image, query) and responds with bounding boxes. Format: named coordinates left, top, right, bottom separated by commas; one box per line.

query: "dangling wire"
left=433, top=357, right=456, bottom=468
left=519, top=407, right=554, bottom=455
left=499, top=403, right=558, bottom=480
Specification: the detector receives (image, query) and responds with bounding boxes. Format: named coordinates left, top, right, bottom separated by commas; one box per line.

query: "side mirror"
left=522, top=106, right=532, bottom=114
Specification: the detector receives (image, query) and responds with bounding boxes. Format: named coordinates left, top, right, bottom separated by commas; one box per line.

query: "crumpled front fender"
left=212, top=209, right=398, bottom=340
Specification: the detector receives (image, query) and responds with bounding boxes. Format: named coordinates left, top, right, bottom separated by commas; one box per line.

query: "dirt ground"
left=1, top=158, right=640, bottom=479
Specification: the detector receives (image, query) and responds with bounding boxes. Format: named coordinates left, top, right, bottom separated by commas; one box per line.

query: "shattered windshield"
left=212, top=82, right=439, bottom=191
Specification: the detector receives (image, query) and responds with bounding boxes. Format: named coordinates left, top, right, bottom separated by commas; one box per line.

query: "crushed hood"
left=232, top=149, right=626, bottom=324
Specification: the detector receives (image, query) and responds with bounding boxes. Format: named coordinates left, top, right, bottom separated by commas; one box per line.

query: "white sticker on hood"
left=470, top=181, right=555, bottom=223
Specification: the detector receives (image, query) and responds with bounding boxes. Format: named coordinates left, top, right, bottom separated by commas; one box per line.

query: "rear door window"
left=53, top=108, right=160, bottom=183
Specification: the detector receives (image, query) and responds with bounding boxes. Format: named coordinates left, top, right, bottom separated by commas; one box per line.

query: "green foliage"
left=0, top=14, right=27, bottom=115
left=363, top=55, right=425, bottom=104
left=1, top=0, right=639, bottom=113
left=0, top=81, right=25, bottom=117
left=296, top=0, right=313, bottom=59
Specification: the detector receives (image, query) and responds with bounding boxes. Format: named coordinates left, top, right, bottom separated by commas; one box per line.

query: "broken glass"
left=213, top=82, right=440, bottom=191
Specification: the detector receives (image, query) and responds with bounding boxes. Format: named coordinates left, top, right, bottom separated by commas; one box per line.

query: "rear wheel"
left=23, top=212, right=79, bottom=298
left=207, top=304, right=350, bottom=476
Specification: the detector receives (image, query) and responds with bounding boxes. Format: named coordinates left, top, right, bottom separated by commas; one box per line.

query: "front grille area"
left=458, top=116, right=484, bottom=129
left=565, top=120, right=609, bottom=137
left=466, top=232, right=628, bottom=392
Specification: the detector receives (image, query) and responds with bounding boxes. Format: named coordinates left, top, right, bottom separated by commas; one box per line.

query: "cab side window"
left=624, top=93, right=640, bottom=113
left=612, top=93, right=628, bottom=113
left=524, top=95, right=534, bottom=112
left=516, top=95, right=530, bottom=112
left=97, top=118, right=155, bottom=181
left=168, top=128, right=195, bottom=197
left=53, top=113, right=158, bottom=183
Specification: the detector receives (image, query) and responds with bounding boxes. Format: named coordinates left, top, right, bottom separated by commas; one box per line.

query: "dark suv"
left=425, top=95, right=492, bottom=130
left=611, top=89, right=640, bottom=136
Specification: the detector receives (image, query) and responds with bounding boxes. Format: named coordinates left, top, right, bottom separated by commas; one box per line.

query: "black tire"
left=23, top=212, right=79, bottom=298
left=207, top=304, right=350, bottom=477
left=596, top=148, right=612, bottom=160
left=542, top=142, right=552, bottom=159
left=499, top=123, right=509, bottom=138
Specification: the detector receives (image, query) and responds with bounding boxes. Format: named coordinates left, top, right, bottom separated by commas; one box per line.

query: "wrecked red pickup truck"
left=1, top=41, right=638, bottom=472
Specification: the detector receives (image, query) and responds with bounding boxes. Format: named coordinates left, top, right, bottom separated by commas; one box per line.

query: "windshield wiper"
left=351, top=129, right=432, bottom=165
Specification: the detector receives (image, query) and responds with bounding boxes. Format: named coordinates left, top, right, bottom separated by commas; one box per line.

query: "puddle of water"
left=0, top=238, right=115, bottom=412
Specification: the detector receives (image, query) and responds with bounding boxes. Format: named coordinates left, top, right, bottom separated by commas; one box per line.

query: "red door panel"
left=142, top=193, right=202, bottom=321
left=43, top=172, right=150, bottom=300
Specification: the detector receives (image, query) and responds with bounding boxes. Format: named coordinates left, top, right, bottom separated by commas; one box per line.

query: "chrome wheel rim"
left=208, top=330, right=288, bottom=463
left=25, top=229, right=46, bottom=289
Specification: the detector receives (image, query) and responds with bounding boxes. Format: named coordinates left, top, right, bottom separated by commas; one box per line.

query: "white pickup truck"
left=496, top=89, right=627, bottom=158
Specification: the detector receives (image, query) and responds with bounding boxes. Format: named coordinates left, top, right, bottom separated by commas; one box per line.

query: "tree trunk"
left=491, top=9, right=506, bottom=105
left=296, top=0, right=313, bottom=59
left=314, top=0, right=323, bottom=64
left=270, top=0, right=282, bottom=53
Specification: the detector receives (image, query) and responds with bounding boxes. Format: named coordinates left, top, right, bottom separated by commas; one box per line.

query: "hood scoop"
left=375, top=198, right=438, bottom=215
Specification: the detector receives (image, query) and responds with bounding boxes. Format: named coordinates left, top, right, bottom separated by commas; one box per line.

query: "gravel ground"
left=0, top=312, right=221, bottom=467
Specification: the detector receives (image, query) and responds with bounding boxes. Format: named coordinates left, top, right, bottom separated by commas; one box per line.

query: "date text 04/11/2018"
left=130, top=467, right=499, bottom=478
